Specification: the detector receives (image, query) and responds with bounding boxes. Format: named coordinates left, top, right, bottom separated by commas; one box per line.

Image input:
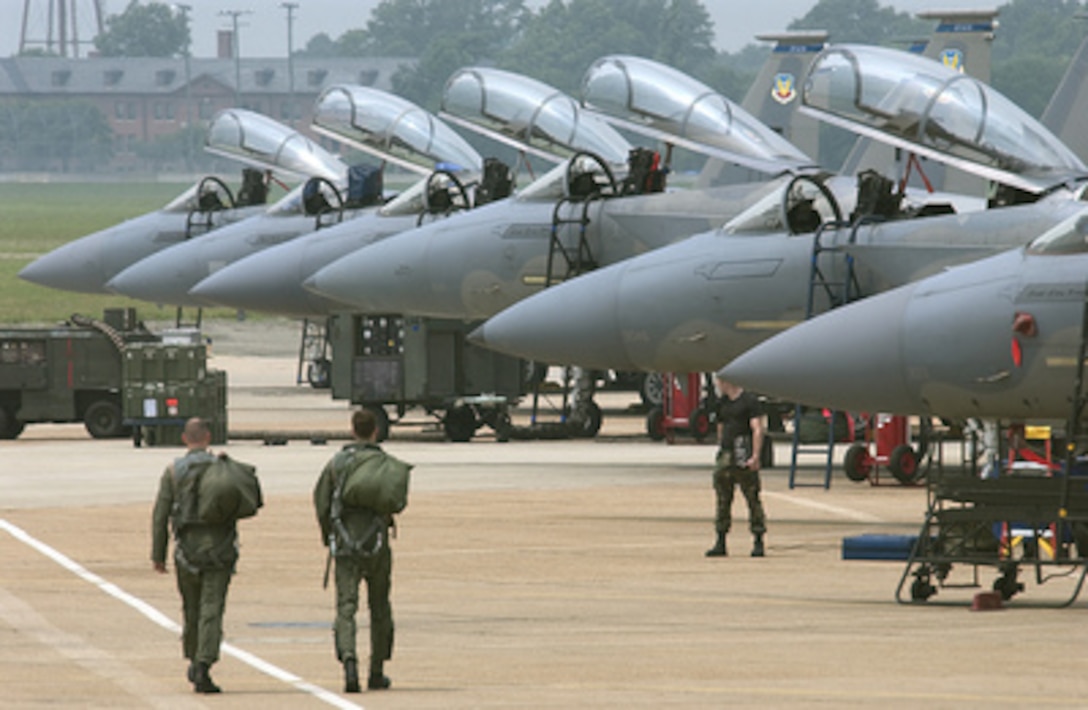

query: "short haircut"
left=352, top=409, right=377, bottom=440
left=183, top=417, right=211, bottom=443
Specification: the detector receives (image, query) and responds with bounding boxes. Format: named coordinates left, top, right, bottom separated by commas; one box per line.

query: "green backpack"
left=338, top=447, right=412, bottom=515
left=173, top=452, right=262, bottom=528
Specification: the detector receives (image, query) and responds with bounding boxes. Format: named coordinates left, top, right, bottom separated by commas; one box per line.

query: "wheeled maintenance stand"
left=327, top=313, right=526, bottom=441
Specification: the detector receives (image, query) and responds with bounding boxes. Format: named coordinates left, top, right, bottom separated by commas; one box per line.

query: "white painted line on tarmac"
left=0, top=518, right=363, bottom=710
left=763, top=491, right=884, bottom=522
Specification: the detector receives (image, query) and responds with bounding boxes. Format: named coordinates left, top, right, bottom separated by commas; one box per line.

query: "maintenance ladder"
left=789, top=220, right=863, bottom=489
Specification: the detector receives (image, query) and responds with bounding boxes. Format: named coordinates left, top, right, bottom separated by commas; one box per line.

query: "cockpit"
left=802, top=45, right=1086, bottom=192
left=204, top=108, right=345, bottom=183
left=581, top=54, right=815, bottom=175
left=441, top=67, right=630, bottom=166
left=313, top=85, right=482, bottom=175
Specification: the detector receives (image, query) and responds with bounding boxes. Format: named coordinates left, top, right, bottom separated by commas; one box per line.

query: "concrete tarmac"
left=2, top=341, right=1087, bottom=708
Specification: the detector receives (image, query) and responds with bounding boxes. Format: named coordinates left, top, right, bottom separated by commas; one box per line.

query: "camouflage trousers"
left=333, top=544, right=393, bottom=672
left=712, top=452, right=767, bottom=536
left=175, top=565, right=232, bottom=665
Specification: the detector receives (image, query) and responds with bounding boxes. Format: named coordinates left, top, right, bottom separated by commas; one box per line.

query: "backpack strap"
left=330, top=447, right=385, bottom=558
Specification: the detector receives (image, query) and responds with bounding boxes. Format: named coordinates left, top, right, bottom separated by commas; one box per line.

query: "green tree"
left=990, top=0, right=1087, bottom=117
left=500, top=0, right=718, bottom=97
left=0, top=100, right=113, bottom=172
left=788, top=0, right=927, bottom=45
left=94, top=1, right=190, bottom=58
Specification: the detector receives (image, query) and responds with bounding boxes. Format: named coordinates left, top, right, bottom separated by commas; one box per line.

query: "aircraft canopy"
left=802, top=44, right=1086, bottom=193
left=313, top=85, right=483, bottom=174
left=580, top=54, right=816, bottom=175
left=205, top=108, right=345, bottom=182
left=441, top=67, right=631, bottom=166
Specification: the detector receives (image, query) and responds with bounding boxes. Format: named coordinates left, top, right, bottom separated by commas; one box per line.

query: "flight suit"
left=314, top=443, right=395, bottom=678
left=151, top=449, right=237, bottom=667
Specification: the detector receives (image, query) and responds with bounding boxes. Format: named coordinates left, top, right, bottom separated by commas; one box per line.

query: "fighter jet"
left=18, top=108, right=344, bottom=294
left=722, top=209, right=1088, bottom=422
left=104, top=86, right=484, bottom=307
left=188, top=67, right=632, bottom=317
left=467, top=45, right=1088, bottom=375
left=304, top=54, right=903, bottom=319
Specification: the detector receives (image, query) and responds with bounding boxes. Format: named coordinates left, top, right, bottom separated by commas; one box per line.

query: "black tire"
left=688, top=406, right=711, bottom=443
left=0, top=406, right=24, bottom=440
left=843, top=443, right=872, bottom=482
left=362, top=404, right=390, bottom=442
left=84, top=399, right=124, bottom=439
left=570, top=400, right=602, bottom=438
left=646, top=406, right=666, bottom=441
left=911, top=576, right=936, bottom=602
left=307, top=358, right=331, bottom=389
left=889, top=444, right=920, bottom=484
left=444, top=405, right=477, bottom=442
left=641, top=373, right=664, bottom=407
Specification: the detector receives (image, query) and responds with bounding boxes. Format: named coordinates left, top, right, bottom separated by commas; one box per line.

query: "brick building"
left=0, top=55, right=412, bottom=170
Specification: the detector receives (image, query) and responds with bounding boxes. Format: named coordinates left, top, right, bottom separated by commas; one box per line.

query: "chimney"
left=218, top=30, right=234, bottom=59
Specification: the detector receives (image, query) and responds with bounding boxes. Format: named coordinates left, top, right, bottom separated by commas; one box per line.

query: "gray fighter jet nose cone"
left=108, top=251, right=203, bottom=307
left=722, top=284, right=919, bottom=414
left=471, top=269, right=637, bottom=370
left=307, top=235, right=430, bottom=314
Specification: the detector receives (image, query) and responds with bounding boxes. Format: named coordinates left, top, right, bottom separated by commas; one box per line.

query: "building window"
left=358, top=69, right=378, bottom=86
left=198, top=99, right=213, bottom=120
left=104, top=69, right=123, bottom=86
left=51, top=69, right=71, bottom=87
left=255, top=68, right=275, bottom=86
left=114, top=101, right=126, bottom=120
left=126, top=102, right=137, bottom=120
left=155, top=69, right=176, bottom=86
left=165, top=102, right=174, bottom=120
left=153, top=102, right=163, bottom=120
left=307, top=68, right=328, bottom=87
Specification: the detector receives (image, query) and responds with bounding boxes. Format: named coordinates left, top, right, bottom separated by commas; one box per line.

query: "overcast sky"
left=5, top=0, right=1004, bottom=59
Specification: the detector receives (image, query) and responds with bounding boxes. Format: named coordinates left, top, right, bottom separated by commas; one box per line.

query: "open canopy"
left=204, top=108, right=346, bottom=182
left=441, top=67, right=631, bottom=166
left=312, top=85, right=483, bottom=175
left=580, top=54, right=817, bottom=176
left=801, top=44, right=1086, bottom=193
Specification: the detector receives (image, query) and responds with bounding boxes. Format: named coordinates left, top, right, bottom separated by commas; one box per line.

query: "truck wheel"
left=646, top=406, right=666, bottom=441
left=889, top=444, right=920, bottom=484
left=444, top=405, right=477, bottom=442
left=85, top=399, right=124, bottom=439
left=688, top=406, right=711, bottom=442
left=843, top=443, right=872, bottom=482
left=0, top=406, right=25, bottom=439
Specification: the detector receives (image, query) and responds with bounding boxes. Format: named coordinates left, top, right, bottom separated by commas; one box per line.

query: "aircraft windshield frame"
left=515, top=161, right=570, bottom=202
left=204, top=108, right=345, bottom=181
left=441, top=67, right=630, bottom=165
left=312, top=85, right=483, bottom=174
left=801, top=45, right=1085, bottom=190
left=581, top=54, right=814, bottom=174
left=1027, top=210, right=1088, bottom=255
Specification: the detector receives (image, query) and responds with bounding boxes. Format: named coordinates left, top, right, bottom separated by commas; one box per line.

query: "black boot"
left=751, top=534, right=765, bottom=558
left=343, top=658, right=360, bottom=693
left=368, top=661, right=390, bottom=690
left=705, top=532, right=727, bottom=557
left=192, top=662, right=221, bottom=694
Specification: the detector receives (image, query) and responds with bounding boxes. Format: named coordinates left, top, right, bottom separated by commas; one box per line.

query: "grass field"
left=0, top=181, right=254, bottom=325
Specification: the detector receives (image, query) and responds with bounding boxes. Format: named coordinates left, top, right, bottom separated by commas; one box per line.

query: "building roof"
left=0, top=56, right=413, bottom=96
